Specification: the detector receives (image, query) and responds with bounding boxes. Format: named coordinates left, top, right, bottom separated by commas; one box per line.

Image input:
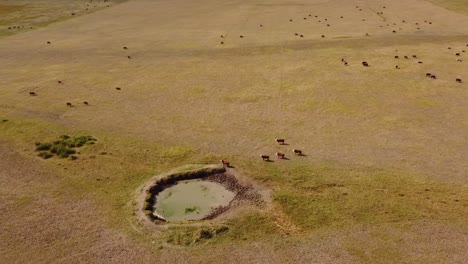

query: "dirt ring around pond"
left=135, top=164, right=269, bottom=228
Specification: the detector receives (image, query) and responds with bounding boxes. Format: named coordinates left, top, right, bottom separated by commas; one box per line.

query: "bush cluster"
left=35, top=135, right=97, bottom=160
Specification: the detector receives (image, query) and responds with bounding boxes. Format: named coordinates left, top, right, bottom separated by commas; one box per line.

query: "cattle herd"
left=221, top=138, right=304, bottom=167
left=22, top=2, right=466, bottom=158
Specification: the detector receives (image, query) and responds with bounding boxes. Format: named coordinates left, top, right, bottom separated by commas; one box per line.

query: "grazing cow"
left=429, top=22, right=432, bottom=24
left=315, top=15, right=318, bottom=18
left=457, top=59, right=463, bottom=62
left=29, top=92, right=37, bottom=96
left=365, top=33, right=369, bottom=36
left=127, top=55, right=131, bottom=59
left=340, top=16, right=343, bottom=18
left=116, top=87, right=121, bottom=90
left=426, top=73, right=432, bottom=77
left=66, top=102, right=72, bottom=107
left=123, top=46, right=128, bottom=49
left=456, top=78, right=462, bottom=83
left=456, top=53, right=460, bottom=56
left=412, top=55, right=417, bottom=58
left=300, top=35, right=304, bottom=38
left=276, top=138, right=285, bottom=145
left=47, top=41, right=51, bottom=44
left=418, top=61, right=423, bottom=64
left=58, top=80, right=62, bottom=84
left=220, top=159, right=230, bottom=167
left=321, top=35, right=325, bottom=38
left=260, top=24, right=263, bottom=27
left=83, top=101, right=89, bottom=105
left=395, top=65, right=400, bottom=69
left=260, top=155, right=270, bottom=161
left=293, top=149, right=302, bottom=155
left=362, top=61, right=369, bottom=67
left=290, top=19, right=293, bottom=22
left=392, top=30, right=396, bottom=33
left=395, top=55, right=399, bottom=59
left=431, top=75, right=437, bottom=79
left=304, top=18, right=307, bottom=20
left=327, top=24, right=330, bottom=27
left=448, top=47, right=452, bottom=49
left=220, top=35, right=224, bottom=38
left=417, top=27, right=420, bottom=30
left=308, top=14, right=311, bottom=17
left=404, top=56, right=409, bottom=59
left=240, top=35, right=244, bottom=38
left=276, top=152, right=285, bottom=159
left=71, top=13, right=75, bottom=16
left=344, top=62, right=348, bottom=66
left=295, top=33, right=298, bottom=36
left=220, top=42, right=224, bottom=45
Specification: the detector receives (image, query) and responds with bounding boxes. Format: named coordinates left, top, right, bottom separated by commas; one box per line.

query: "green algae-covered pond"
left=154, top=179, right=235, bottom=222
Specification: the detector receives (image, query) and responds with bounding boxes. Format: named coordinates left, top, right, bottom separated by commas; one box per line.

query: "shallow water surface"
left=154, top=179, right=235, bottom=221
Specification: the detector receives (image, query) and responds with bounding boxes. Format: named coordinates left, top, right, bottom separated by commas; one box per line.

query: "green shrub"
left=35, top=135, right=94, bottom=159
left=37, top=151, right=53, bottom=159
left=35, top=142, right=52, bottom=151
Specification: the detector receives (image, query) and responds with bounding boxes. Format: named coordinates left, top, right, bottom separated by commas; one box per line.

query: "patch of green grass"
left=35, top=135, right=96, bottom=159
left=185, top=206, right=200, bottom=214
left=163, top=225, right=229, bottom=246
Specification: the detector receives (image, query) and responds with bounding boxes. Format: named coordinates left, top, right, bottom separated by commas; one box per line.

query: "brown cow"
left=456, top=53, right=460, bottom=56
left=220, top=159, right=230, bottom=167
left=426, top=73, right=432, bottom=77
left=276, top=152, right=285, bottom=159
left=362, top=61, right=369, bottom=67
left=29, top=92, right=37, bottom=96
left=123, top=46, right=128, bottom=50
left=431, top=75, right=437, bottom=79
left=395, top=55, right=399, bottom=59
left=260, top=155, right=270, bottom=161
left=276, top=138, right=285, bottom=144
left=456, top=78, right=462, bottom=83
left=293, top=149, right=303, bottom=155
left=66, top=102, right=73, bottom=107
left=83, top=101, right=89, bottom=105
left=115, top=87, right=121, bottom=90
left=395, top=65, right=400, bottom=69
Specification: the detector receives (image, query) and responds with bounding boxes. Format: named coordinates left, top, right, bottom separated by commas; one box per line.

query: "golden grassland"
left=1, top=0, right=468, bottom=263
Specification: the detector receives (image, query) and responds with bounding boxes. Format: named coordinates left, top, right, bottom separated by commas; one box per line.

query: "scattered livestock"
left=220, top=159, right=230, bottom=167
left=395, top=65, right=400, bottom=69
left=260, top=155, right=270, bottom=161
left=29, top=92, right=37, bottom=96
left=123, top=46, right=128, bottom=49
left=58, top=80, right=62, bottom=84
left=83, top=101, right=89, bottom=105
left=395, top=55, right=399, bottom=59
left=293, top=149, right=302, bottom=155
left=47, top=41, right=51, bottom=44
left=431, top=75, right=437, bottom=79
left=456, top=78, right=462, bottom=83
left=276, top=152, right=285, bottom=159
left=127, top=55, right=131, bottom=59
left=426, top=73, right=432, bottom=77
left=115, top=87, right=121, bottom=90
left=66, top=102, right=73, bottom=107
left=276, top=138, right=285, bottom=145
left=362, top=61, right=369, bottom=67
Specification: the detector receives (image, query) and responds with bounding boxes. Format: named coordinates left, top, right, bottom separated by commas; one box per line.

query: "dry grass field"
left=1, top=0, right=467, bottom=263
